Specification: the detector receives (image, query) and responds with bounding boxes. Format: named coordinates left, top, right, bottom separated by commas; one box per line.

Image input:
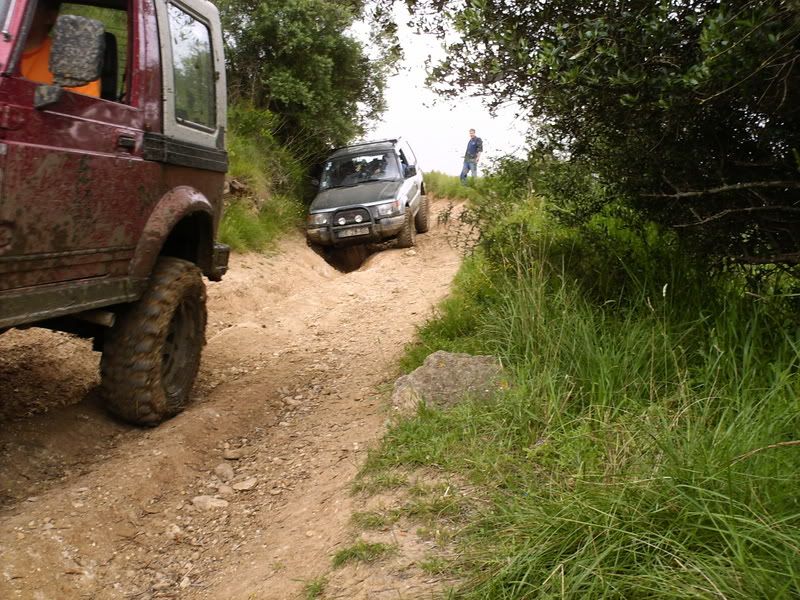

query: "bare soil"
left=0, top=200, right=461, bottom=600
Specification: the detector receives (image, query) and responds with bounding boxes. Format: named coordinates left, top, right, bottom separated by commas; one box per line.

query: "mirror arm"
left=34, top=85, right=64, bottom=109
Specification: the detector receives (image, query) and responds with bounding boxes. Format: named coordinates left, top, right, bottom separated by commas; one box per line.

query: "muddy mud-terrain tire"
left=396, top=208, right=416, bottom=248
left=414, top=195, right=430, bottom=233
left=100, top=257, right=207, bottom=425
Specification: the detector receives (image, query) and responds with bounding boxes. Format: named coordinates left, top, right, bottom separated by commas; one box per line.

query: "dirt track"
left=0, top=200, right=461, bottom=599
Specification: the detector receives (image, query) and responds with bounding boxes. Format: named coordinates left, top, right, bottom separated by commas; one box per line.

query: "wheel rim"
left=161, top=298, right=200, bottom=401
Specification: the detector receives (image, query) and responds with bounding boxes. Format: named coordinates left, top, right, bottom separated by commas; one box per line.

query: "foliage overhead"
left=219, top=0, right=393, bottom=160
left=398, top=0, right=800, bottom=264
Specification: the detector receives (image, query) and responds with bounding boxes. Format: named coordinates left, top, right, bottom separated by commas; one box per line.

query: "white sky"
left=357, top=7, right=529, bottom=176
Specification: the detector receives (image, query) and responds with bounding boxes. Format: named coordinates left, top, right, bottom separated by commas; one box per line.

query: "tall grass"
left=220, top=103, right=305, bottom=251
left=366, top=235, right=800, bottom=597
left=424, top=171, right=482, bottom=201
left=217, top=193, right=303, bottom=252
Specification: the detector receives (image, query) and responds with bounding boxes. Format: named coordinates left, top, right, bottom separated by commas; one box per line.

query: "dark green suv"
left=306, top=138, right=429, bottom=249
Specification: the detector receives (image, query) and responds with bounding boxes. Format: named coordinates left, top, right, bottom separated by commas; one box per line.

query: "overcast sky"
left=359, top=7, right=529, bottom=176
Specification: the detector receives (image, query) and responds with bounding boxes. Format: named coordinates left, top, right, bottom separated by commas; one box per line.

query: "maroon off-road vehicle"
left=0, top=0, right=229, bottom=424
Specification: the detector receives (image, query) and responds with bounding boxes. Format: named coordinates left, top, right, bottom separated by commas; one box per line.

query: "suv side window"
left=400, top=141, right=417, bottom=165
left=167, top=3, right=216, bottom=129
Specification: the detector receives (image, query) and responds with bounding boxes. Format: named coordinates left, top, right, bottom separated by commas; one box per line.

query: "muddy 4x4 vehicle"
left=306, top=138, right=429, bottom=249
left=0, top=0, right=229, bottom=424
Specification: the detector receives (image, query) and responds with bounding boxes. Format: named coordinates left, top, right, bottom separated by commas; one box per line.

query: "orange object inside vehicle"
left=21, top=37, right=101, bottom=97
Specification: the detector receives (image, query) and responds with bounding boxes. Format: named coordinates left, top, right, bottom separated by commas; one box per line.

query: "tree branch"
left=644, top=180, right=800, bottom=199
left=734, top=253, right=800, bottom=265
left=674, top=205, right=800, bottom=228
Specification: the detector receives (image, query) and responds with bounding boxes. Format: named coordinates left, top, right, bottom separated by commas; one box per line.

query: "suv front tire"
left=396, top=208, right=417, bottom=248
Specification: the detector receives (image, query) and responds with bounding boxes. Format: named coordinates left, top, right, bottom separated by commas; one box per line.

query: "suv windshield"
left=320, top=151, right=400, bottom=190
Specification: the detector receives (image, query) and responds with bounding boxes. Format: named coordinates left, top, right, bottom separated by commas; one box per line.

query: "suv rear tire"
left=414, top=196, right=430, bottom=233
left=396, top=208, right=416, bottom=248
left=100, top=257, right=207, bottom=425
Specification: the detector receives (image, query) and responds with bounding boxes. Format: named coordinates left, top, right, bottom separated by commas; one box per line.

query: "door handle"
left=117, top=134, right=136, bottom=150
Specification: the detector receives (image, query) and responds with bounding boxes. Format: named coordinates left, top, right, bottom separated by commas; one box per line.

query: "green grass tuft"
left=332, top=541, right=397, bottom=568
left=351, top=511, right=398, bottom=530
left=351, top=471, right=409, bottom=495
left=302, top=576, right=327, bottom=599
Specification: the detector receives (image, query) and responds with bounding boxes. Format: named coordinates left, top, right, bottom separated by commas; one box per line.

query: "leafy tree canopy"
left=219, top=0, right=396, bottom=160
left=398, top=0, right=800, bottom=264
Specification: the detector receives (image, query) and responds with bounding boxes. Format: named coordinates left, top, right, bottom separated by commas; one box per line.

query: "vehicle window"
left=401, top=141, right=417, bottom=165
left=61, top=3, right=128, bottom=102
left=167, top=2, right=216, bottom=129
left=320, top=152, right=400, bottom=189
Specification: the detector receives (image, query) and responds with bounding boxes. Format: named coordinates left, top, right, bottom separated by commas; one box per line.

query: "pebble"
left=232, top=477, right=257, bottom=491
left=405, top=249, right=418, bottom=257
left=223, top=448, right=247, bottom=460
left=191, top=496, right=229, bottom=510
left=165, top=524, right=183, bottom=540
left=214, top=463, right=235, bottom=481
left=217, top=484, right=235, bottom=496
left=180, top=576, right=191, bottom=589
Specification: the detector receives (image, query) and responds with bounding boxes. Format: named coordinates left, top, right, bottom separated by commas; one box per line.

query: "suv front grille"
left=333, top=208, right=371, bottom=226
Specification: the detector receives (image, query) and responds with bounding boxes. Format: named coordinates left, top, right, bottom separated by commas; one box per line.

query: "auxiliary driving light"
left=354, top=214, right=363, bottom=223
left=338, top=217, right=346, bottom=225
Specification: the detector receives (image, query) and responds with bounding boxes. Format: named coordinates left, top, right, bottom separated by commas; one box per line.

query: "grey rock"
left=233, top=477, right=258, bottom=491
left=223, top=447, right=249, bottom=460
left=391, top=350, right=506, bottom=415
left=214, top=462, right=235, bottom=481
left=191, top=495, right=229, bottom=510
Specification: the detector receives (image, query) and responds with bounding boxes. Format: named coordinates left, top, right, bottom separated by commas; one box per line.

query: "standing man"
left=460, top=128, right=483, bottom=184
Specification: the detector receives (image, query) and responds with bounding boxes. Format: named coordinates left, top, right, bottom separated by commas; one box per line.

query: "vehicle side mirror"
left=35, top=15, right=105, bottom=109
left=310, top=178, right=320, bottom=187
left=404, top=164, right=417, bottom=178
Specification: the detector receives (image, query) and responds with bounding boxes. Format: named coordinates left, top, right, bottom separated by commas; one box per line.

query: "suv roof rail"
left=331, top=138, right=399, bottom=153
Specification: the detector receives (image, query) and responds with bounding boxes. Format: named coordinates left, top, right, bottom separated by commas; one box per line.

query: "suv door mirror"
left=404, top=164, right=417, bottom=178
left=35, top=15, right=104, bottom=109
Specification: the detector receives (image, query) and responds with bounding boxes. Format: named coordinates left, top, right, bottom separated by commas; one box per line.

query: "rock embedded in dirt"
left=214, top=463, right=235, bottom=481
left=222, top=447, right=249, bottom=460
left=392, top=350, right=506, bottom=415
left=217, top=485, right=234, bottom=496
left=191, top=496, right=229, bottom=510
left=232, top=477, right=257, bottom=491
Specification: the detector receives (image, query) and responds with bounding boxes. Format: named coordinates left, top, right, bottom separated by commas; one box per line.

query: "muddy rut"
left=0, top=200, right=461, bottom=600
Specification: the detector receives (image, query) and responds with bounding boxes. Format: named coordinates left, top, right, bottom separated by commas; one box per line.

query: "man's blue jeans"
left=460, top=159, right=478, bottom=183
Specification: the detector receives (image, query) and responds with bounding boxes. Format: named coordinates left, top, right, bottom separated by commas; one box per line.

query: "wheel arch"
left=129, top=186, right=216, bottom=280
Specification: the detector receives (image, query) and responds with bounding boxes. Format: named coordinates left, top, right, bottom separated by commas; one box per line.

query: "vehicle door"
left=397, top=141, right=421, bottom=210
left=0, top=0, right=160, bottom=294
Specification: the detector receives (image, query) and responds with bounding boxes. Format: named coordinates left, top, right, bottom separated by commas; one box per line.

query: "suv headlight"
left=375, top=199, right=403, bottom=217
left=307, top=213, right=329, bottom=227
